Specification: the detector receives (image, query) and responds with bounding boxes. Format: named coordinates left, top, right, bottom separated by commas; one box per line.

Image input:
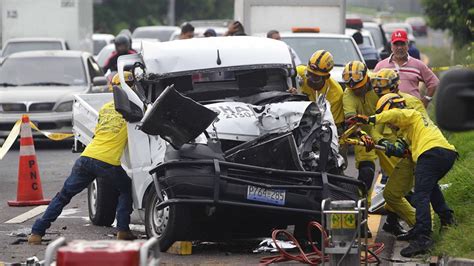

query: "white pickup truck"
left=73, top=37, right=364, bottom=251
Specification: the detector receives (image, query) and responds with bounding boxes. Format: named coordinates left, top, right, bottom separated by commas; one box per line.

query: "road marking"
left=5, top=205, right=48, bottom=224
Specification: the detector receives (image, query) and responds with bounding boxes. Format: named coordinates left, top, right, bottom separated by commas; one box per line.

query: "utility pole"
left=168, top=0, right=175, bottom=26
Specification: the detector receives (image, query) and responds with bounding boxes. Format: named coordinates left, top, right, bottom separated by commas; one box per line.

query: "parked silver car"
left=0, top=50, right=106, bottom=138
left=1, top=37, right=69, bottom=58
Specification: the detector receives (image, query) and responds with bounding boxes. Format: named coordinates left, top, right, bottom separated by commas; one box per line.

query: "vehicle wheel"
left=88, top=178, right=119, bottom=226
left=144, top=185, right=190, bottom=252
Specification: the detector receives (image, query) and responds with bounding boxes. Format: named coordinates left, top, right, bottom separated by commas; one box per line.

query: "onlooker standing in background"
left=204, top=28, right=217, bottom=37
left=267, top=29, right=302, bottom=66
left=225, top=21, right=247, bottom=36
left=352, top=31, right=380, bottom=66
left=374, top=29, right=438, bottom=107
left=179, top=23, right=195, bottom=39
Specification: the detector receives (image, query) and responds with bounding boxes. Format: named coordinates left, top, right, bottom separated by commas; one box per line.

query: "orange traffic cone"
left=8, top=115, right=50, bottom=206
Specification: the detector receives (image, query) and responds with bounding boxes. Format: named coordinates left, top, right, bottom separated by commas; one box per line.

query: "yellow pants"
left=376, top=151, right=435, bottom=227
left=382, top=156, right=417, bottom=226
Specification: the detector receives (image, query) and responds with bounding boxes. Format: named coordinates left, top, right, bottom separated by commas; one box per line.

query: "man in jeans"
left=28, top=73, right=135, bottom=244
left=349, top=93, right=457, bottom=257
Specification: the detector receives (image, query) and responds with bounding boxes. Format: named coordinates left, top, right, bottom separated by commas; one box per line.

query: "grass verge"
left=431, top=131, right=474, bottom=259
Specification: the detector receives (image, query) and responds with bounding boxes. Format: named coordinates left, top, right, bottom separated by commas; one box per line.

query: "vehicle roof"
left=6, top=50, right=87, bottom=58
left=363, top=21, right=380, bottom=27
left=345, top=28, right=372, bottom=37
left=278, top=32, right=354, bottom=39
left=140, top=36, right=293, bottom=75
left=133, top=26, right=180, bottom=32
left=93, top=33, right=114, bottom=39
left=4, top=37, right=66, bottom=43
left=383, top=22, right=412, bottom=28
left=169, top=26, right=228, bottom=41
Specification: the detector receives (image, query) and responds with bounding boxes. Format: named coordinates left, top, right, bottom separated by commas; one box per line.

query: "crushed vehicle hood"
left=205, top=101, right=314, bottom=141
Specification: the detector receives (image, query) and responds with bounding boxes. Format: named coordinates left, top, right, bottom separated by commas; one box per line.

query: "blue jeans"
left=413, top=148, right=457, bottom=235
left=32, top=156, right=132, bottom=236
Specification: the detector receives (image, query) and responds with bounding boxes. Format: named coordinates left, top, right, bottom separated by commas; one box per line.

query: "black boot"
left=382, top=211, right=407, bottom=236
left=400, top=234, right=433, bottom=258
left=397, top=228, right=417, bottom=241
left=439, top=211, right=457, bottom=233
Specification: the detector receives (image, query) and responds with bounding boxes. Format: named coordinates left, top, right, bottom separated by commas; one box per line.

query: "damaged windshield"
left=158, top=68, right=290, bottom=102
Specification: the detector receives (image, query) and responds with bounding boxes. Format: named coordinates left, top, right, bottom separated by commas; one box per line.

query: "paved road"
left=0, top=140, right=411, bottom=265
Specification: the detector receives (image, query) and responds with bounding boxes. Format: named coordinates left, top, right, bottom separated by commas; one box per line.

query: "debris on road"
left=252, top=238, right=296, bottom=253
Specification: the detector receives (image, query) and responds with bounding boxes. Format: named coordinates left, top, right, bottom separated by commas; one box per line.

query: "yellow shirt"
left=372, top=91, right=427, bottom=143
left=374, top=108, right=455, bottom=162
left=300, top=81, right=344, bottom=125
left=82, top=101, right=128, bottom=166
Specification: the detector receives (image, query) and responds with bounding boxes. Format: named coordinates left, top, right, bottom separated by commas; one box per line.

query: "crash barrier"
left=0, top=116, right=73, bottom=160
left=43, top=237, right=160, bottom=266
left=259, top=219, right=384, bottom=265
left=7, top=115, right=51, bottom=207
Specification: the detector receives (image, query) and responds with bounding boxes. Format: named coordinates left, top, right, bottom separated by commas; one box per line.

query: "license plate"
left=246, top=185, right=286, bottom=206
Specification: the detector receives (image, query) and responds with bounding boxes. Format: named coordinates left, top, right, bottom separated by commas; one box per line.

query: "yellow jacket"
left=373, top=108, right=455, bottom=162
left=372, top=91, right=426, bottom=143
left=298, top=66, right=344, bottom=124
left=82, top=101, right=128, bottom=166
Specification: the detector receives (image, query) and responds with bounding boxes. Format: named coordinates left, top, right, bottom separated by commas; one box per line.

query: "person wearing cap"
left=204, top=28, right=217, bottom=37
left=348, top=93, right=457, bottom=257
left=28, top=72, right=136, bottom=244
left=374, top=29, right=438, bottom=107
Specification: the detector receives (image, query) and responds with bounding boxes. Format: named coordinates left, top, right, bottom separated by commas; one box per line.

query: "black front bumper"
left=150, top=159, right=367, bottom=216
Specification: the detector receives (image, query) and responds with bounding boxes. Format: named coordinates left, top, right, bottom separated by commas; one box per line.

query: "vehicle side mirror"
left=112, top=85, right=143, bottom=123
left=93, top=76, right=108, bottom=86
left=436, top=68, right=474, bottom=131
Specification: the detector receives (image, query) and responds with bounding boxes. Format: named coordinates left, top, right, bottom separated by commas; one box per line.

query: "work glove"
left=346, top=115, right=375, bottom=126
left=359, top=132, right=375, bottom=152
left=394, top=138, right=411, bottom=158
left=378, top=139, right=408, bottom=158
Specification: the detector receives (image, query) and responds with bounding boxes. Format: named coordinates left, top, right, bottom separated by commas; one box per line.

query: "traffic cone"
left=8, top=115, right=50, bottom=206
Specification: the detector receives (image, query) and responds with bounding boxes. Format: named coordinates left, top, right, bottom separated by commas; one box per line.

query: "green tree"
left=94, top=0, right=233, bottom=35
left=422, top=0, right=474, bottom=47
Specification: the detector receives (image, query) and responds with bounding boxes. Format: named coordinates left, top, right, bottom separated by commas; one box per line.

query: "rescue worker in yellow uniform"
left=349, top=93, right=457, bottom=257
left=341, top=61, right=378, bottom=196
left=294, top=50, right=345, bottom=167
left=370, top=69, right=430, bottom=235
left=296, top=50, right=344, bottom=127
left=341, top=61, right=379, bottom=238
left=28, top=72, right=136, bottom=244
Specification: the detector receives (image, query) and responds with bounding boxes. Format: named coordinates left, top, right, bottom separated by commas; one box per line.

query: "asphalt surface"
left=0, top=139, right=404, bottom=265
left=0, top=26, right=450, bottom=264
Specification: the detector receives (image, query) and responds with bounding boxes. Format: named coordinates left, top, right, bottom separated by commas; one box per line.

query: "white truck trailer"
left=1, top=0, right=93, bottom=52
left=234, top=0, right=347, bottom=35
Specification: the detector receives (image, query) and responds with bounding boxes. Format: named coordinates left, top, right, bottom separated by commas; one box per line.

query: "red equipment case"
left=43, top=237, right=160, bottom=266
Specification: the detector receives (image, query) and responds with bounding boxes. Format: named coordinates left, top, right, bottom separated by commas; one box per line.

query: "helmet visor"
left=371, top=77, right=391, bottom=89
left=308, top=63, right=330, bottom=74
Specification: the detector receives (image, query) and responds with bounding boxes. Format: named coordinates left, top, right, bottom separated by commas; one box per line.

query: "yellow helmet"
left=342, top=61, right=368, bottom=89
left=376, top=93, right=406, bottom=114
left=108, top=71, right=134, bottom=91
left=371, top=68, right=400, bottom=96
left=307, top=50, right=334, bottom=76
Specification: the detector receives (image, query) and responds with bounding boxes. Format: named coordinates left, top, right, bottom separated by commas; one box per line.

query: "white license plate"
left=246, top=185, right=286, bottom=206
